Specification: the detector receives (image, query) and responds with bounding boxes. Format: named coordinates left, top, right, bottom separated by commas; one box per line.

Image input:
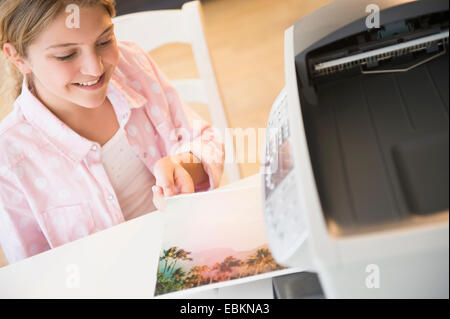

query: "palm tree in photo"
left=246, top=255, right=258, bottom=275
left=246, top=248, right=277, bottom=275
left=160, top=246, right=177, bottom=274
left=210, top=262, right=221, bottom=283
left=219, top=256, right=242, bottom=281
left=196, top=265, right=210, bottom=286
left=167, top=247, right=193, bottom=275
left=184, top=265, right=205, bottom=288
left=172, top=267, right=186, bottom=283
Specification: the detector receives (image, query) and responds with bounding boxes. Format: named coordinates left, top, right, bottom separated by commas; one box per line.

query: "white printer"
left=263, top=0, right=449, bottom=298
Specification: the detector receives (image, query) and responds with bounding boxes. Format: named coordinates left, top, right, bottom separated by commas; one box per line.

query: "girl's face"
left=24, top=5, right=119, bottom=110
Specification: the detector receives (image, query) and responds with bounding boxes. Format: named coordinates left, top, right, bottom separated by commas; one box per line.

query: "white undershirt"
left=101, top=127, right=157, bottom=221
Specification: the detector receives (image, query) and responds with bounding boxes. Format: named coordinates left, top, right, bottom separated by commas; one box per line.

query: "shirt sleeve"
left=0, top=169, right=50, bottom=265
left=129, top=42, right=225, bottom=191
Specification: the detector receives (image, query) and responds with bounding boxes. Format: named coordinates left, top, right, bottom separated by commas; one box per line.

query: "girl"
left=0, top=0, right=225, bottom=264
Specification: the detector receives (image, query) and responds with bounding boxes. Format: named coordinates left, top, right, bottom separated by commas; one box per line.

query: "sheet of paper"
left=154, top=184, right=302, bottom=298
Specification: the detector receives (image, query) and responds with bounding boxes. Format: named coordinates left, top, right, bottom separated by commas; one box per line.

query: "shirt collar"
left=108, top=74, right=147, bottom=111
left=17, top=74, right=147, bottom=164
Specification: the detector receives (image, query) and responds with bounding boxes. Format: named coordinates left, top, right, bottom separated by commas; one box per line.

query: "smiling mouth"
left=72, top=73, right=106, bottom=89
left=77, top=78, right=100, bottom=86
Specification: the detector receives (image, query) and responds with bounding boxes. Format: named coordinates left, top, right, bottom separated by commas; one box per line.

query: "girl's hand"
left=152, top=153, right=195, bottom=211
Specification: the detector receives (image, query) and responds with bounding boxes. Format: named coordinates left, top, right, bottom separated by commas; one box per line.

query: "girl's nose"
left=80, top=51, right=104, bottom=76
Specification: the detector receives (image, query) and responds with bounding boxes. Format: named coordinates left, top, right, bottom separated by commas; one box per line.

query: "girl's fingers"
left=174, top=165, right=195, bottom=194
left=152, top=185, right=166, bottom=211
left=153, top=160, right=175, bottom=197
left=152, top=155, right=194, bottom=202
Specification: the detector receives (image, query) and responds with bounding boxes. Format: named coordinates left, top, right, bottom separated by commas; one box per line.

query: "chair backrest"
left=112, top=1, right=241, bottom=183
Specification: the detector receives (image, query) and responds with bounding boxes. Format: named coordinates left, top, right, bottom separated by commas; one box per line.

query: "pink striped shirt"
left=0, top=41, right=224, bottom=265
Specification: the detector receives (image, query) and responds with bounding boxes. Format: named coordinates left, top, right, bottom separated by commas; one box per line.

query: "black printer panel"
left=299, top=48, right=449, bottom=231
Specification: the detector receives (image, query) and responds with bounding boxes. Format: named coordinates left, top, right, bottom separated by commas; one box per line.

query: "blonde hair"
left=0, top=0, right=116, bottom=120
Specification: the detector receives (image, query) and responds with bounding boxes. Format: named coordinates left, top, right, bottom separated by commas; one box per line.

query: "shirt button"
left=107, top=194, right=114, bottom=201
left=143, top=152, right=148, bottom=158
left=91, top=145, right=98, bottom=151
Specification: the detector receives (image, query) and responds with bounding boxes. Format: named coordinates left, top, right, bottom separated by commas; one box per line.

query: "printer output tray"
left=300, top=50, right=449, bottom=231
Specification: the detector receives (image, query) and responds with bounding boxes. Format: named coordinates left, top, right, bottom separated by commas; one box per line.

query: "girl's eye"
left=55, top=53, right=76, bottom=61
left=54, top=39, right=112, bottom=61
left=98, top=39, right=112, bottom=47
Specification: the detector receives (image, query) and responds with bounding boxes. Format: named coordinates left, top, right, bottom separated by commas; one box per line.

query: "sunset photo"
left=154, top=185, right=291, bottom=296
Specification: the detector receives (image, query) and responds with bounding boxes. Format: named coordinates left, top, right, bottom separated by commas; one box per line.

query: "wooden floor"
left=0, top=0, right=331, bottom=268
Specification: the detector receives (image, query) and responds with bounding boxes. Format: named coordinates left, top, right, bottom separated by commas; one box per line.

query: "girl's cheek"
left=104, top=44, right=120, bottom=67
left=53, top=68, right=80, bottom=92
left=59, top=66, right=80, bottom=88
left=35, top=60, right=76, bottom=89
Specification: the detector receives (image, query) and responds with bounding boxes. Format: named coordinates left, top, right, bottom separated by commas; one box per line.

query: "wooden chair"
left=112, top=1, right=241, bottom=183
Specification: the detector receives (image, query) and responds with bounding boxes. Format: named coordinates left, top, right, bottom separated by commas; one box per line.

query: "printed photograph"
left=154, top=185, right=289, bottom=296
